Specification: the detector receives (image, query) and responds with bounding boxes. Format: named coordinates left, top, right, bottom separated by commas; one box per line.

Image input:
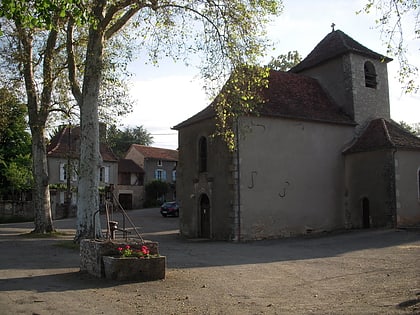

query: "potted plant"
left=102, top=244, right=166, bottom=281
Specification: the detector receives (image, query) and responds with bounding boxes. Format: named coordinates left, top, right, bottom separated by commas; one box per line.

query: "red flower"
left=141, top=245, right=150, bottom=255
left=117, top=247, right=123, bottom=252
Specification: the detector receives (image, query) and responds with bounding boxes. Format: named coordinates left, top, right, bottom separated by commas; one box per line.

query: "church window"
left=364, top=61, right=377, bottom=88
left=198, top=136, right=207, bottom=173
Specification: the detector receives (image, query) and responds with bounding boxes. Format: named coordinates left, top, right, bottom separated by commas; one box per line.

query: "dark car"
left=160, top=201, right=179, bottom=217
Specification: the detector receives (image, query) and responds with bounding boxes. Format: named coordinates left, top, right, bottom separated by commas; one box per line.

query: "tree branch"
left=66, top=17, right=82, bottom=104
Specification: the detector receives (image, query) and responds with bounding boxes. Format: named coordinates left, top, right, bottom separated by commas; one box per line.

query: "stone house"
left=116, top=158, right=145, bottom=210
left=124, top=145, right=178, bottom=203
left=173, top=29, right=420, bottom=241
left=47, top=125, right=118, bottom=217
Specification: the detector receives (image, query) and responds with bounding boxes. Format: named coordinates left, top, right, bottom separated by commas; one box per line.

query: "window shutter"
left=71, top=162, right=78, bottom=182
left=59, top=163, right=65, bottom=181
left=162, top=170, right=167, bottom=181
left=104, top=166, right=110, bottom=183
left=154, top=169, right=159, bottom=179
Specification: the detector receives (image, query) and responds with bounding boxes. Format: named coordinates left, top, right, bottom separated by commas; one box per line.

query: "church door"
left=362, top=197, right=370, bottom=228
left=199, top=194, right=211, bottom=238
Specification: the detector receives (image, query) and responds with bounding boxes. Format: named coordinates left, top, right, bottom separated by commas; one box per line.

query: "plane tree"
left=0, top=1, right=135, bottom=234
left=2, top=0, right=284, bottom=241
left=63, top=0, right=283, bottom=242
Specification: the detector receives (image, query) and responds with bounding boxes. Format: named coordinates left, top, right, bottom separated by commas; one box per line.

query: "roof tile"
left=344, top=119, right=420, bottom=153
left=290, top=29, right=392, bottom=73
left=130, top=144, right=178, bottom=161
left=47, top=126, right=118, bottom=162
left=173, top=70, right=353, bottom=129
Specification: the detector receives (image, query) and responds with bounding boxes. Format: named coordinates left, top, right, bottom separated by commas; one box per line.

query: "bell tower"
left=290, top=29, right=392, bottom=130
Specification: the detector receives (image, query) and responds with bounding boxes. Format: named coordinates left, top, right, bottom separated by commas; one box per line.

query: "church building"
left=173, top=30, right=420, bottom=241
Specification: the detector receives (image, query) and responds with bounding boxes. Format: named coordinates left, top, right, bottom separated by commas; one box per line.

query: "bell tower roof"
left=290, top=29, right=392, bottom=73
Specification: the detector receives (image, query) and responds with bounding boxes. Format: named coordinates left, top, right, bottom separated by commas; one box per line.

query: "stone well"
left=80, top=239, right=165, bottom=281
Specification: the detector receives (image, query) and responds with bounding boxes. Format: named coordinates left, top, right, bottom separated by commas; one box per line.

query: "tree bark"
left=31, top=127, right=54, bottom=233
left=74, top=7, right=105, bottom=242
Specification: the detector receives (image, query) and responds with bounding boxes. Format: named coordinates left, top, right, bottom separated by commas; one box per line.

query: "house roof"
left=173, top=70, right=354, bottom=129
left=118, top=159, right=145, bottom=173
left=129, top=144, right=178, bottom=161
left=47, top=125, right=118, bottom=162
left=290, top=29, right=392, bottom=73
left=343, top=119, right=420, bottom=154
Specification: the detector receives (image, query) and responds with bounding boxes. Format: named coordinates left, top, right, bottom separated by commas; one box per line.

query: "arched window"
left=198, top=137, right=207, bottom=173
left=364, top=61, right=377, bottom=88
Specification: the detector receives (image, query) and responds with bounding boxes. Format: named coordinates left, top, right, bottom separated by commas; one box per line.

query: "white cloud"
left=124, top=75, right=209, bottom=149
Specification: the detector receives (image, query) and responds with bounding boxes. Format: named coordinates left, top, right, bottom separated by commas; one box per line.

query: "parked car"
left=160, top=201, right=179, bottom=217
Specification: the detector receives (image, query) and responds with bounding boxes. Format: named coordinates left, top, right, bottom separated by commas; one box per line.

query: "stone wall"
left=0, top=201, right=33, bottom=221
left=80, top=239, right=160, bottom=278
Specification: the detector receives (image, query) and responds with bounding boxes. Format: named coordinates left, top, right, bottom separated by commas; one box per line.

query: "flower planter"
left=102, top=255, right=166, bottom=282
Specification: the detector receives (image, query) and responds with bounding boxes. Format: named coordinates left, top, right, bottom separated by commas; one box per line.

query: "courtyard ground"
left=0, top=208, right=419, bottom=314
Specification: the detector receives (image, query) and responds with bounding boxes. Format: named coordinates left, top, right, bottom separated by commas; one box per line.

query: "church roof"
left=129, top=144, right=178, bottom=161
left=343, top=119, right=420, bottom=154
left=173, top=70, right=354, bottom=129
left=290, top=29, right=392, bottom=73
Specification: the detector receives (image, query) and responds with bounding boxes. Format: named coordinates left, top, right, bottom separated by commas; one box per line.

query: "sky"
left=123, top=0, right=420, bottom=150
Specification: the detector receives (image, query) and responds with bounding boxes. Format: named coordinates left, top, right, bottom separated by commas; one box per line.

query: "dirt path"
left=0, top=209, right=419, bottom=314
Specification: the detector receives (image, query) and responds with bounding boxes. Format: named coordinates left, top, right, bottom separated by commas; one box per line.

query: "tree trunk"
left=17, top=25, right=55, bottom=234
left=74, top=21, right=104, bottom=242
left=31, top=127, right=54, bottom=233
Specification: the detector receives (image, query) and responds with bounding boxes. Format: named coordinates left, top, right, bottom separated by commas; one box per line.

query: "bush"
left=144, top=180, right=169, bottom=207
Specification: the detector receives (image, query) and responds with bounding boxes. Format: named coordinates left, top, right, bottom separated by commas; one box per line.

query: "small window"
left=364, top=61, right=377, bottom=88
left=155, top=169, right=167, bottom=181
left=199, top=137, right=207, bottom=173
left=100, top=166, right=110, bottom=183
left=59, top=163, right=67, bottom=181
left=157, top=159, right=163, bottom=166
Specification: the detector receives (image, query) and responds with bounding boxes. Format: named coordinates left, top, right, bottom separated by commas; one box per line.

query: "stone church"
left=173, top=30, right=420, bottom=241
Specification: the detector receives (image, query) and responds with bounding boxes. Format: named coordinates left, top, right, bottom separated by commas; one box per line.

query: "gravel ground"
left=0, top=208, right=419, bottom=315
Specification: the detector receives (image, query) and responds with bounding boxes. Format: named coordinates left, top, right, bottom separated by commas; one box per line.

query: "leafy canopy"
left=0, top=88, right=32, bottom=197
left=358, top=0, right=419, bottom=93
left=107, top=125, right=153, bottom=158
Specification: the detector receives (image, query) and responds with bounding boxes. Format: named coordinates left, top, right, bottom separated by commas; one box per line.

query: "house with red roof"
left=124, top=144, right=178, bottom=204
left=117, top=158, right=145, bottom=210
left=173, top=29, right=420, bottom=241
left=47, top=125, right=118, bottom=218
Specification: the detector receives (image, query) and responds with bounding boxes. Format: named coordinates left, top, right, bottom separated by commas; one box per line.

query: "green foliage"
left=213, top=65, right=271, bottom=150
left=358, top=0, right=419, bottom=93
left=107, top=125, right=153, bottom=157
left=399, top=121, right=420, bottom=136
left=0, top=0, right=89, bottom=31
left=0, top=88, right=32, bottom=198
left=144, top=180, right=169, bottom=207
left=267, top=51, right=302, bottom=71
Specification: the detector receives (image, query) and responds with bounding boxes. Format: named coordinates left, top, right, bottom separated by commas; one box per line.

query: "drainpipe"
left=391, top=148, right=398, bottom=227
left=235, top=119, right=241, bottom=242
